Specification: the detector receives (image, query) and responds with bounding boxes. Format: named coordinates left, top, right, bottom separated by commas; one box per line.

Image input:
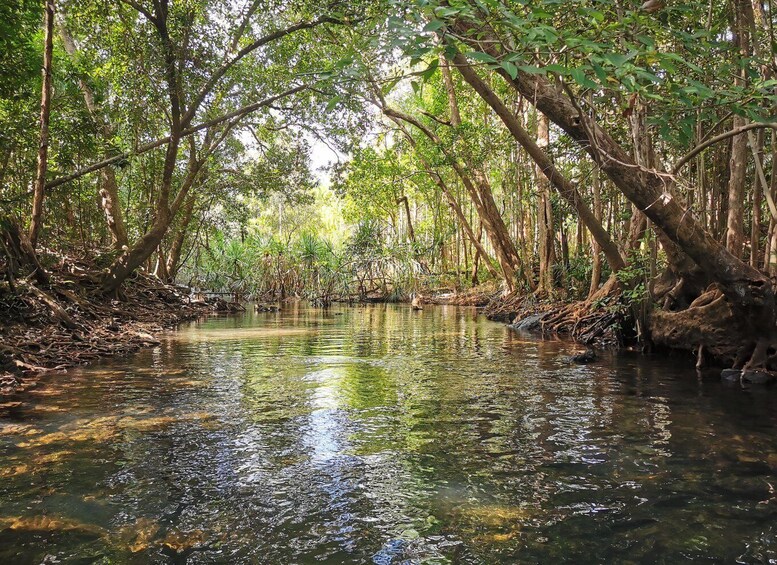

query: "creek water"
left=2, top=304, right=777, bottom=563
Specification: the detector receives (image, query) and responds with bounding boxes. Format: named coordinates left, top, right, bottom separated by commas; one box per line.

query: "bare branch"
left=117, top=0, right=156, bottom=24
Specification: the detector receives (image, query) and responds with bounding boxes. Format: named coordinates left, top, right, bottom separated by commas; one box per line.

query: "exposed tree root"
left=0, top=252, right=216, bottom=395
left=485, top=275, right=625, bottom=347
left=650, top=282, right=777, bottom=378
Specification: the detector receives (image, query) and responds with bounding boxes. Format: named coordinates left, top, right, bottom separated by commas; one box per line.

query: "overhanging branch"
left=45, top=84, right=309, bottom=191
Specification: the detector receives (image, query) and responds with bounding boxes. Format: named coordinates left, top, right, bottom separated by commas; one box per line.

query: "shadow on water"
left=2, top=303, right=777, bottom=563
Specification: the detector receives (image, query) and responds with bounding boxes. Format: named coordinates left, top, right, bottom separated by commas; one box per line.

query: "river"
left=1, top=304, right=777, bottom=563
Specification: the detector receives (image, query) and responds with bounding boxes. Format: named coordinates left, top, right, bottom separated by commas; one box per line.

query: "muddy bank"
left=483, top=286, right=775, bottom=383
left=0, top=256, right=225, bottom=395
left=483, top=285, right=638, bottom=349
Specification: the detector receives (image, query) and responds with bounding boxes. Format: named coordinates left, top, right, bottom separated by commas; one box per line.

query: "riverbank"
left=0, top=256, right=217, bottom=395
left=481, top=289, right=627, bottom=349
left=421, top=280, right=626, bottom=349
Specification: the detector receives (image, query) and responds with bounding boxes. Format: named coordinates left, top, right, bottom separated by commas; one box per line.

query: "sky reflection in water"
left=2, top=303, right=777, bottom=563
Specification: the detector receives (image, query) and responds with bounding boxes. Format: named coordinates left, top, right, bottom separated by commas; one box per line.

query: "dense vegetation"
left=1, top=0, right=776, bottom=370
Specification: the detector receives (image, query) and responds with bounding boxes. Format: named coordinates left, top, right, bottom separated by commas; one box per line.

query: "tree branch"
left=45, top=84, right=309, bottom=190
left=672, top=121, right=777, bottom=175
left=182, top=14, right=340, bottom=128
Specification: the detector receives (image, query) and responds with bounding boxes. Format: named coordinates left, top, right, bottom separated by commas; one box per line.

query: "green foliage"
left=3, top=0, right=773, bottom=315
left=614, top=251, right=651, bottom=309
left=0, top=0, right=40, bottom=99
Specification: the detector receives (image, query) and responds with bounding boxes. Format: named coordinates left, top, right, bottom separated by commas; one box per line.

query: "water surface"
left=2, top=304, right=777, bottom=563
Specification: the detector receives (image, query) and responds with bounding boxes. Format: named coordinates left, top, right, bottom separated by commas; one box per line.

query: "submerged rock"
left=721, top=368, right=777, bottom=384
left=742, top=370, right=776, bottom=385
left=721, top=368, right=741, bottom=383
left=511, top=314, right=543, bottom=331
left=571, top=349, right=597, bottom=364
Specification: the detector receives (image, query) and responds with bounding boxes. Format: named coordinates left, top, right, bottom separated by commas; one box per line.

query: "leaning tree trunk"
left=29, top=0, right=55, bottom=249
left=393, top=116, right=501, bottom=279
left=450, top=50, right=625, bottom=274
left=449, top=15, right=776, bottom=368
left=103, top=217, right=170, bottom=293
left=383, top=106, right=521, bottom=289
left=59, top=20, right=128, bottom=249
left=438, top=60, right=525, bottom=289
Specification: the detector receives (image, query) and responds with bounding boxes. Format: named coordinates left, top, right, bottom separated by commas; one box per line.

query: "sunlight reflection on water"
left=1, top=304, right=777, bottom=563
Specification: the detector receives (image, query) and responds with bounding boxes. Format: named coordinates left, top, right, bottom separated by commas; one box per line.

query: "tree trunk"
left=588, top=171, right=603, bottom=297
left=536, top=113, right=555, bottom=296
left=449, top=17, right=775, bottom=358
left=726, top=0, right=753, bottom=258
left=103, top=217, right=170, bottom=293
left=766, top=131, right=777, bottom=275
left=471, top=221, right=483, bottom=285
left=398, top=195, right=416, bottom=244
left=59, top=20, right=129, bottom=249
left=726, top=118, right=748, bottom=257
left=166, top=192, right=198, bottom=280
left=154, top=246, right=170, bottom=281
left=29, top=0, right=55, bottom=249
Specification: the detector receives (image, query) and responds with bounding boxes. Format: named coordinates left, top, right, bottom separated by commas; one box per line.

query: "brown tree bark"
left=726, top=119, right=748, bottom=257
left=536, top=113, right=555, bottom=296
left=58, top=20, right=128, bottom=249
left=29, top=0, right=55, bottom=249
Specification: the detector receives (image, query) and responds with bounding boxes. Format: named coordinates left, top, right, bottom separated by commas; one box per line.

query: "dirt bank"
left=0, top=255, right=225, bottom=395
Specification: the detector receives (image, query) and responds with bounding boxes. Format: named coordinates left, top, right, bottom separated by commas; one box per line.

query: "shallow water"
left=2, top=303, right=777, bottom=563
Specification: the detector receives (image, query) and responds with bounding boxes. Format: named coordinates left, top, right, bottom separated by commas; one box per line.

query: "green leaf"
left=325, top=96, right=342, bottom=112
left=435, top=7, right=460, bottom=17
left=423, top=19, right=445, bottom=32
left=570, top=67, right=597, bottom=89
left=545, top=63, right=568, bottom=74
left=334, top=56, right=353, bottom=69
left=603, top=53, right=629, bottom=67
left=467, top=51, right=498, bottom=64
left=420, top=59, right=439, bottom=81
left=501, top=61, right=518, bottom=79
left=517, top=65, right=546, bottom=75
left=382, top=77, right=401, bottom=96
